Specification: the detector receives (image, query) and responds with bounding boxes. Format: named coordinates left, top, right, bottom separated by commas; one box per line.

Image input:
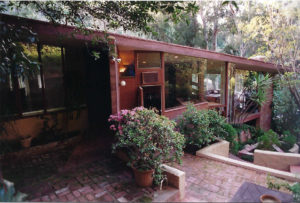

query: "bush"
left=109, top=107, right=185, bottom=185
left=257, top=130, right=280, bottom=150
left=281, top=131, right=297, bottom=151
left=222, top=123, right=237, bottom=143
left=176, top=103, right=227, bottom=149
left=272, top=78, right=300, bottom=138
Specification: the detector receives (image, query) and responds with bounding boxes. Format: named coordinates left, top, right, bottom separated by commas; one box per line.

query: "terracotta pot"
left=132, top=167, right=154, bottom=187
left=20, top=137, right=32, bottom=148
left=260, top=194, right=281, bottom=203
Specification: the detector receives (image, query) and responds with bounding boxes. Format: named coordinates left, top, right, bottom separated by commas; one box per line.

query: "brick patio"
left=1, top=140, right=292, bottom=202
left=169, top=153, right=291, bottom=202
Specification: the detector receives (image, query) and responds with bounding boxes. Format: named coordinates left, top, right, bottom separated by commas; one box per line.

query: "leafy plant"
left=267, top=175, right=300, bottom=202
left=109, top=107, right=185, bottom=185
left=257, top=130, right=280, bottom=150
left=176, top=103, right=227, bottom=150
left=280, top=131, right=297, bottom=151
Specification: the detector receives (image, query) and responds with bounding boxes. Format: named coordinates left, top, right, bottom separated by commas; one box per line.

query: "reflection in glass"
left=137, top=52, right=161, bottom=69
left=41, top=45, right=64, bottom=109
left=204, top=60, right=225, bottom=104
left=165, top=53, right=206, bottom=109
left=20, top=43, right=43, bottom=113
left=119, top=51, right=135, bottom=77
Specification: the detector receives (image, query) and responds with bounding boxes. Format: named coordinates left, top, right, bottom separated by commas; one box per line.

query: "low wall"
left=1, top=109, right=88, bottom=140
left=196, top=140, right=230, bottom=157
left=254, top=150, right=300, bottom=172
left=164, top=102, right=208, bottom=120
left=196, top=141, right=300, bottom=182
left=161, top=164, right=185, bottom=200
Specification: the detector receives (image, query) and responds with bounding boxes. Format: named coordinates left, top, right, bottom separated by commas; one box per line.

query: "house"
left=0, top=14, right=278, bottom=141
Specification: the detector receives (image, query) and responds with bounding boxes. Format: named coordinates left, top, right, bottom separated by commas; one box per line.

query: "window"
left=0, top=43, right=87, bottom=117
left=41, top=45, right=64, bottom=109
left=119, top=51, right=135, bottom=77
left=0, top=75, right=18, bottom=116
left=21, top=43, right=44, bottom=113
left=228, top=65, right=260, bottom=122
left=165, top=53, right=206, bottom=109
left=204, top=60, right=226, bottom=104
left=137, top=52, right=161, bottom=69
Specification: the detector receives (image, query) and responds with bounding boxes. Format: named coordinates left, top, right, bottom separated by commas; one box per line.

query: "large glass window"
left=165, top=53, right=226, bottom=109
left=165, top=53, right=206, bottom=109
left=41, top=45, right=64, bottom=109
left=21, top=43, right=44, bottom=113
left=204, top=60, right=226, bottom=104
left=0, top=43, right=87, bottom=117
left=228, top=65, right=260, bottom=123
left=137, top=52, right=161, bottom=69
left=0, top=75, right=18, bottom=116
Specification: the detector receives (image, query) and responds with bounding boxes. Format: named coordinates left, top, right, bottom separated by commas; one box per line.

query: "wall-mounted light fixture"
left=112, top=57, right=122, bottom=63
left=120, top=80, right=126, bottom=87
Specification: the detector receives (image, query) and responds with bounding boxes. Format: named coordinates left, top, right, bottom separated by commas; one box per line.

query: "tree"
left=251, top=2, right=300, bottom=108
left=2, top=1, right=198, bottom=33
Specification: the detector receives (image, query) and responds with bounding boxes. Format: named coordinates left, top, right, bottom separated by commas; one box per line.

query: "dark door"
left=85, top=48, right=111, bottom=134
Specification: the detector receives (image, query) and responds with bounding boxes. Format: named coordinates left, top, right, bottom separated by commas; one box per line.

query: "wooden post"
left=108, top=36, right=120, bottom=114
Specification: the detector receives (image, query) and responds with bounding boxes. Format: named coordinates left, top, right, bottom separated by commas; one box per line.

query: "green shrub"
left=257, top=130, right=280, bottom=150
left=222, top=123, right=237, bottom=143
left=176, top=103, right=227, bottom=149
left=281, top=131, right=297, bottom=151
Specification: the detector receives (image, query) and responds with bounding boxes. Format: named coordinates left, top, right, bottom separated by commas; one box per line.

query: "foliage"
left=234, top=72, right=272, bottom=124
left=176, top=103, right=227, bottom=149
left=5, top=1, right=198, bottom=34
left=272, top=76, right=300, bottom=138
left=280, top=131, right=297, bottom=151
left=108, top=107, right=185, bottom=185
left=267, top=175, right=300, bottom=202
left=0, top=19, right=39, bottom=83
left=257, top=130, right=280, bottom=151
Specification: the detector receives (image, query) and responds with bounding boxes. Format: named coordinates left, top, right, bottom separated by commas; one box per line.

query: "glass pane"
left=119, top=51, right=135, bottom=77
left=0, top=75, right=18, bottom=116
left=41, top=45, right=64, bottom=109
left=165, top=53, right=206, bottom=109
left=20, top=43, right=44, bottom=113
left=137, top=52, right=161, bottom=68
left=204, top=60, right=226, bottom=104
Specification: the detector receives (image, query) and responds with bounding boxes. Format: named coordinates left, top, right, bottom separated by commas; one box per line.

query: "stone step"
left=153, top=186, right=180, bottom=202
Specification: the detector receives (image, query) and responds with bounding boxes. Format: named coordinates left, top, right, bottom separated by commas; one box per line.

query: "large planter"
left=132, top=167, right=154, bottom=187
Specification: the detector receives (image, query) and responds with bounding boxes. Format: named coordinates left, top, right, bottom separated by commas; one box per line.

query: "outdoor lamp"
left=120, top=80, right=126, bottom=86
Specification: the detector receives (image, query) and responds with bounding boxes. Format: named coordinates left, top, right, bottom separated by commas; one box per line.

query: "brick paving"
left=1, top=143, right=156, bottom=202
left=1, top=139, right=292, bottom=202
left=169, top=153, right=292, bottom=202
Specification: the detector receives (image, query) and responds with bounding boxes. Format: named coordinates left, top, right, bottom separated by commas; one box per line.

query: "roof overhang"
left=1, top=13, right=283, bottom=73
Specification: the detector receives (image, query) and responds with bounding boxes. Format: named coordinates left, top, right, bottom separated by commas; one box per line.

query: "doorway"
left=85, top=48, right=111, bottom=135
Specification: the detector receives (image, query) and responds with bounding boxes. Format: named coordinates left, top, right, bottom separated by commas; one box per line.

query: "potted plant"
left=108, top=107, right=185, bottom=187
left=20, top=135, right=33, bottom=148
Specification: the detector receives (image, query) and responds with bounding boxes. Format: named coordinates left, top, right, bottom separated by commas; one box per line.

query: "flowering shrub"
left=109, top=107, right=185, bottom=184
left=176, top=103, right=227, bottom=149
